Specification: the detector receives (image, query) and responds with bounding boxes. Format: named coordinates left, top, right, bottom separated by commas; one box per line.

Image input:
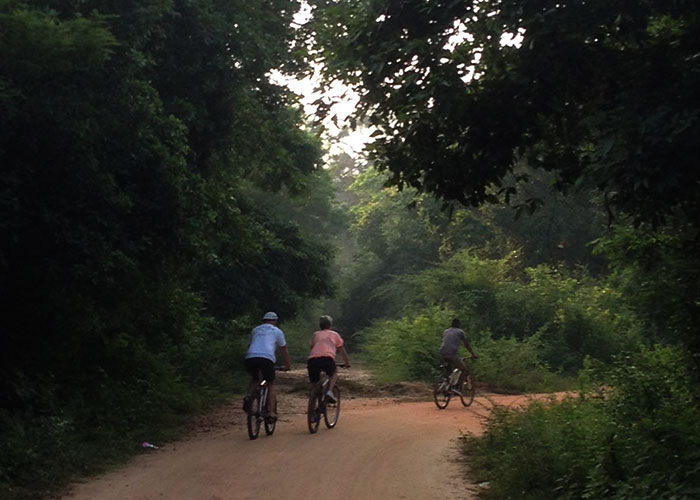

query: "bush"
left=463, top=346, right=700, bottom=500
left=360, top=252, right=642, bottom=390
left=362, top=308, right=573, bottom=392
left=464, top=396, right=610, bottom=500
left=0, top=315, right=249, bottom=500
left=471, top=333, right=572, bottom=393
left=362, top=307, right=455, bottom=382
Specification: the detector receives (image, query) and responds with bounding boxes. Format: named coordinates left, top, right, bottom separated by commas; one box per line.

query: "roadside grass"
left=0, top=367, right=249, bottom=500
left=460, top=346, right=700, bottom=500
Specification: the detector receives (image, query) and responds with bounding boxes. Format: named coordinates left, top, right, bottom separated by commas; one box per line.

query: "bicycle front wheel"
left=307, top=391, right=321, bottom=434
left=433, top=378, right=451, bottom=409
left=264, top=416, right=276, bottom=435
left=323, top=386, right=340, bottom=429
left=247, top=393, right=262, bottom=440
left=459, top=373, right=475, bottom=407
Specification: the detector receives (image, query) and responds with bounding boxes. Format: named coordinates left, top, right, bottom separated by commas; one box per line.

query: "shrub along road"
left=52, top=367, right=551, bottom=500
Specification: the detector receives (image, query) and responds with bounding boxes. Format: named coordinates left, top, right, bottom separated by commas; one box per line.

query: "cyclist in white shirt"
left=243, top=312, right=291, bottom=419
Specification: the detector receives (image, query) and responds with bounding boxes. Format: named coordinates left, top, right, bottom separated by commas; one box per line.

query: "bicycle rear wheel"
left=459, top=373, right=475, bottom=407
left=307, top=391, right=321, bottom=434
left=323, top=386, right=340, bottom=428
left=247, top=392, right=262, bottom=440
left=433, top=378, right=451, bottom=409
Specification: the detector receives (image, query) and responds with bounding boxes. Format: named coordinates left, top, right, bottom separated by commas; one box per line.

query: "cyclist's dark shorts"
left=440, top=354, right=468, bottom=373
left=245, top=357, right=276, bottom=382
left=307, top=356, right=336, bottom=383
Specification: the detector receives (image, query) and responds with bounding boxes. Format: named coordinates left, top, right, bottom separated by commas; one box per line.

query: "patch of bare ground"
left=53, top=364, right=570, bottom=500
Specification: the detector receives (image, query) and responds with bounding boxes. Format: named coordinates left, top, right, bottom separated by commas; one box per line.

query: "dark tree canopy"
left=0, top=0, right=334, bottom=415
left=308, top=0, right=700, bottom=228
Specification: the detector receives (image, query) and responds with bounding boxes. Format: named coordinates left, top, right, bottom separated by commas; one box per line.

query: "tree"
left=307, top=0, right=700, bottom=228
left=1, top=1, right=344, bottom=496
left=0, top=0, right=332, bottom=414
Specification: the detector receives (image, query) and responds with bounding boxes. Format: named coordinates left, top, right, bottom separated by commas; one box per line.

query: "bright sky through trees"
left=268, top=1, right=373, bottom=159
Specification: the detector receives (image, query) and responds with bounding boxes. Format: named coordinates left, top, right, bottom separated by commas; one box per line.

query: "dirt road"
left=54, top=368, right=537, bottom=500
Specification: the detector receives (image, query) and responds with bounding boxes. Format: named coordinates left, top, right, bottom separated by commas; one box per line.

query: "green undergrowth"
left=359, top=255, right=641, bottom=394
left=0, top=330, right=249, bottom=500
left=361, top=306, right=576, bottom=393
left=461, top=346, right=700, bottom=500
left=0, top=377, right=247, bottom=500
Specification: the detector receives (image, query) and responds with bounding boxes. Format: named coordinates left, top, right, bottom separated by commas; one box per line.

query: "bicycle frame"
left=247, top=373, right=278, bottom=439
left=256, top=380, right=269, bottom=415
left=308, top=377, right=329, bottom=414
left=433, top=358, right=475, bottom=409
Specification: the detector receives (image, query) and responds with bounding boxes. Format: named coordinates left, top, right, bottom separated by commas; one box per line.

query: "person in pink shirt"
left=307, top=315, right=350, bottom=403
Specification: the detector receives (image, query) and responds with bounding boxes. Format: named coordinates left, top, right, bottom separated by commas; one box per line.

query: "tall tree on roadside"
left=308, top=0, right=700, bottom=226
left=0, top=0, right=333, bottom=415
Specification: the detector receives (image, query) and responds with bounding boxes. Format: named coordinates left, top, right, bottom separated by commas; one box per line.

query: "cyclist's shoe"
left=325, top=391, right=337, bottom=404
left=242, top=396, right=252, bottom=412
left=265, top=414, right=278, bottom=423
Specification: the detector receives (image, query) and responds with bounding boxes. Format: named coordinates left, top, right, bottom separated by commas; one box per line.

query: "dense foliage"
left=308, top=0, right=700, bottom=228
left=337, top=166, right=609, bottom=335
left=0, top=1, right=337, bottom=498
left=360, top=251, right=642, bottom=390
left=3, top=1, right=699, bottom=499
left=463, top=346, right=700, bottom=500
left=309, top=2, right=700, bottom=499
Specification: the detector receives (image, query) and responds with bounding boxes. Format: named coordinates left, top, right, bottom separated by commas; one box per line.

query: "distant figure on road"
left=307, top=315, right=350, bottom=403
left=439, top=318, right=477, bottom=387
left=244, top=311, right=291, bottom=419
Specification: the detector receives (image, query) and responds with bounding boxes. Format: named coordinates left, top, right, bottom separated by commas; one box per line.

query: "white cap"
left=262, top=311, right=278, bottom=320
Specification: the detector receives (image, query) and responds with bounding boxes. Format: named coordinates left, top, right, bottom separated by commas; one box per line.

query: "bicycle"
left=307, top=364, right=345, bottom=434
left=246, top=368, right=286, bottom=440
left=433, top=358, right=475, bottom=409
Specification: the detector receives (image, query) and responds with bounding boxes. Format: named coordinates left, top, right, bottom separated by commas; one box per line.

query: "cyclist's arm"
left=338, top=345, right=350, bottom=368
left=462, top=339, right=477, bottom=359
left=279, top=345, right=291, bottom=371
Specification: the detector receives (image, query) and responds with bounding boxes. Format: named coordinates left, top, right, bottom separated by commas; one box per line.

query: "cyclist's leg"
left=442, top=355, right=467, bottom=386
left=307, top=357, right=324, bottom=399
left=452, top=356, right=468, bottom=386
left=328, top=371, right=338, bottom=394
left=267, top=383, right=277, bottom=416
left=321, top=357, right=338, bottom=396
left=243, top=358, right=261, bottom=410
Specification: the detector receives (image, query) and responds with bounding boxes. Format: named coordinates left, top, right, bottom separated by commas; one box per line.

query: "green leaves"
left=309, top=0, right=700, bottom=228
left=1, top=1, right=338, bottom=496
left=464, top=346, right=700, bottom=500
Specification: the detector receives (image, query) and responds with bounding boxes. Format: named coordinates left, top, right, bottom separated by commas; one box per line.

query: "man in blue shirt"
left=244, top=312, right=291, bottom=419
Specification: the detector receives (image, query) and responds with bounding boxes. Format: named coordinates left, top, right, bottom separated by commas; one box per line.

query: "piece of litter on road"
left=142, top=441, right=159, bottom=449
